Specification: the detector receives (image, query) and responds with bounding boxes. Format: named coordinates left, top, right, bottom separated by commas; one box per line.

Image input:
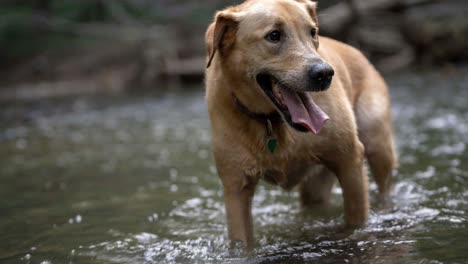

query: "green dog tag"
left=267, top=138, right=277, bottom=153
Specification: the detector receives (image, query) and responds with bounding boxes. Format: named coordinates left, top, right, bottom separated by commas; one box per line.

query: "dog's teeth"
left=276, top=88, right=284, bottom=104
left=276, top=90, right=281, bottom=97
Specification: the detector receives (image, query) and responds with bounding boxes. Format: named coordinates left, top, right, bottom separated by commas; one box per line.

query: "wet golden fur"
left=205, top=0, right=397, bottom=247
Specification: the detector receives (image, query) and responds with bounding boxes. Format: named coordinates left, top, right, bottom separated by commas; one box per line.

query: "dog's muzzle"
left=256, top=73, right=330, bottom=134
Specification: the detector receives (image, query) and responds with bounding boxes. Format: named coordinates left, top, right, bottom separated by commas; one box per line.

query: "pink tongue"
left=280, top=87, right=329, bottom=134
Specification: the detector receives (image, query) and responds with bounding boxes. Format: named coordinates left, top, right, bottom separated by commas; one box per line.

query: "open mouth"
left=256, top=73, right=329, bottom=134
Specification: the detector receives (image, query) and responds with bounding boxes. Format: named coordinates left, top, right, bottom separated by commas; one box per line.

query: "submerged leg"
left=299, top=165, right=336, bottom=207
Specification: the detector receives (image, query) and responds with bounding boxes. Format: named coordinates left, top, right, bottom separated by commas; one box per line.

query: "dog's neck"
left=232, top=94, right=283, bottom=124
left=231, top=93, right=285, bottom=153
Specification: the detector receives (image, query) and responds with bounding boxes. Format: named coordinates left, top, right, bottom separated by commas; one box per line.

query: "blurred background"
left=1, top=0, right=467, bottom=98
left=1, top=1, right=468, bottom=264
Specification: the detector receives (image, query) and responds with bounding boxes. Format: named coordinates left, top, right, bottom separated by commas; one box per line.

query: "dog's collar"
left=232, top=94, right=283, bottom=124
left=232, top=93, right=281, bottom=153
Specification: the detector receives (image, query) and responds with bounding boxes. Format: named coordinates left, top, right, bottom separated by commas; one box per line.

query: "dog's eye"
left=311, top=28, right=317, bottom=38
left=266, top=30, right=281, bottom=43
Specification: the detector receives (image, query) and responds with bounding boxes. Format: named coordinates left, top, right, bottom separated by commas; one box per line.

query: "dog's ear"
left=295, top=0, right=319, bottom=25
left=205, top=10, right=240, bottom=68
left=299, top=0, right=319, bottom=47
left=306, top=1, right=319, bottom=26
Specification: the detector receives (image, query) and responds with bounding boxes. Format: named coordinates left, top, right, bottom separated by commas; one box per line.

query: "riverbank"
left=1, top=0, right=467, bottom=100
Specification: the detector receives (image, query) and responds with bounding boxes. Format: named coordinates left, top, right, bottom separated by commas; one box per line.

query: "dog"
left=204, top=0, right=397, bottom=248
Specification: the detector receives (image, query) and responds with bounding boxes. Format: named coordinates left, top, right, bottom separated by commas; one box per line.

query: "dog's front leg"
left=327, top=141, right=369, bottom=226
left=214, top=151, right=259, bottom=248
left=211, top=132, right=261, bottom=248
left=223, top=173, right=257, bottom=248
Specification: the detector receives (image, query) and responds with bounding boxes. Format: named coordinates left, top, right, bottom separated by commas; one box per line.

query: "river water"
left=0, top=69, right=467, bottom=263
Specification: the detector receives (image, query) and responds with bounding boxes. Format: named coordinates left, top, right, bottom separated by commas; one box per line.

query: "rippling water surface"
left=1, top=69, right=467, bottom=263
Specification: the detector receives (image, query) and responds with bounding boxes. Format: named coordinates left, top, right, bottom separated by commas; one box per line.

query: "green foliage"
left=0, top=8, right=41, bottom=60
left=0, top=4, right=79, bottom=62
left=50, top=1, right=99, bottom=21
left=0, top=0, right=236, bottom=64
left=0, top=1, right=105, bottom=63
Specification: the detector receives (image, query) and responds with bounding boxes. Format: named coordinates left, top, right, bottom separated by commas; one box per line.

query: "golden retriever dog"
left=204, top=0, right=397, bottom=248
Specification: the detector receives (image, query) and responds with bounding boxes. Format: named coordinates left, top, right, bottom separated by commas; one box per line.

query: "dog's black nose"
left=308, top=63, right=334, bottom=91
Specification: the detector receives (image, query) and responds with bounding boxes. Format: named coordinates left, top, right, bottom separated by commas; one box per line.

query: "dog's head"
left=206, top=0, right=333, bottom=134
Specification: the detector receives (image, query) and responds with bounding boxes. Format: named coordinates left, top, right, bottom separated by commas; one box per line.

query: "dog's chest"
left=241, top=125, right=322, bottom=189
left=251, top=151, right=319, bottom=189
